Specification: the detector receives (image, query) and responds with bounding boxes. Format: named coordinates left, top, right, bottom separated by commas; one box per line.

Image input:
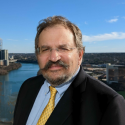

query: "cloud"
left=84, top=21, right=88, bottom=25
left=122, top=16, right=125, bottom=19
left=107, top=18, right=118, bottom=23
left=7, top=39, right=19, bottom=41
left=82, top=32, right=125, bottom=42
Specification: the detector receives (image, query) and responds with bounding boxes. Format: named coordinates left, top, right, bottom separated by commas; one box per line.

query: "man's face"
left=37, top=25, right=83, bottom=87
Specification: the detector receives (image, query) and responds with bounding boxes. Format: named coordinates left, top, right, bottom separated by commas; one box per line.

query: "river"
left=0, top=63, right=39, bottom=122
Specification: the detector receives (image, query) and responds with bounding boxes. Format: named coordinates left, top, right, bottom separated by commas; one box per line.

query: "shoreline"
left=0, top=62, right=22, bottom=75
left=0, top=121, right=13, bottom=125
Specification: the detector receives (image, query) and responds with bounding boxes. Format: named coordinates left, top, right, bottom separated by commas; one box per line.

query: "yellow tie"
left=37, top=86, right=57, bottom=125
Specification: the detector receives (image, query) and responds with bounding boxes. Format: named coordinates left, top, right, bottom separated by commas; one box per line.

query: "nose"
left=49, top=49, right=61, bottom=62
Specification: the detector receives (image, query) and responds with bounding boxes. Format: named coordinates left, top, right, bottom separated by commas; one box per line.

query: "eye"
left=41, top=48, right=50, bottom=52
left=59, top=47, right=69, bottom=51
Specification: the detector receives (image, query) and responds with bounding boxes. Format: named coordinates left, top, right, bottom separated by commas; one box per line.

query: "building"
left=0, top=50, right=8, bottom=60
left=0, top=50, right=9, bottom=66
left=106, top=63, right=125, bottom=90
left=0, top=60, right=4, bottom=65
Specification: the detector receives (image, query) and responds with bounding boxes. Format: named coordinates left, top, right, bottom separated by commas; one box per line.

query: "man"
left=13, top=16, right=125, bottom=125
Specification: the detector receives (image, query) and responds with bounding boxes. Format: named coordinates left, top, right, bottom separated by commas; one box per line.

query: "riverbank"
left=0, top=121, right=12, bottom=125
left=0, top=63, right=22, bottom=75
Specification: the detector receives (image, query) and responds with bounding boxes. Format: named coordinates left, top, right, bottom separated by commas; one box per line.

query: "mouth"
left=48, top=64, right=63, bottom=70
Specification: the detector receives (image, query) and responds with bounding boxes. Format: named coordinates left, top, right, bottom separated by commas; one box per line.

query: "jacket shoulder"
left=13, top=75, right=45, bottom=123
left=85, top=72, right=118, bottom=96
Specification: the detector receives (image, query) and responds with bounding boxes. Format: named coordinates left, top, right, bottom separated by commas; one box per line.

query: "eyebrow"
left=58, top=44, right=68, bottom=48
left=40, top=45, right=50, bottom=49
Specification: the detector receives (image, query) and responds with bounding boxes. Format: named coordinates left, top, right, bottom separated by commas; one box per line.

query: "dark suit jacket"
left=13, top=66, right=125, bottom=125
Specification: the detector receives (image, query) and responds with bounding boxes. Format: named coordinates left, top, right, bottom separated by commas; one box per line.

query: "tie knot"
left=49, top=86, right=57, bottom=96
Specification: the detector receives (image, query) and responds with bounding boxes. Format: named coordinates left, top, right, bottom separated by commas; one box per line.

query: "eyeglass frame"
left=36, top=46, right=77, bottom=55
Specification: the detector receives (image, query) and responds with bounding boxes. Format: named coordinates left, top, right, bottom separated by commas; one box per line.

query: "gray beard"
left=42, top=70, right=74, bottom=87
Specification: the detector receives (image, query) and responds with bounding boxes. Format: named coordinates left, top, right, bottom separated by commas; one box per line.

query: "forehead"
left=38, top=25, right=75, bottom=47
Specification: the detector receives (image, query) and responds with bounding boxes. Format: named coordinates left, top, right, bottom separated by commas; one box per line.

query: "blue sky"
left=0, top=0, right=125, bottom=53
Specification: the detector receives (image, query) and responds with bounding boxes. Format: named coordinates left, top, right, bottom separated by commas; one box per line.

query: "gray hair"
left=35, top=16, right=85, bottom=54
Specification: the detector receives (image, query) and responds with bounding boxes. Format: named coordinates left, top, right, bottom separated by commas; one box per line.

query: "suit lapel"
left=46, top=66, right=87, bottom=125
left=46, top=84, right=74, bottom=125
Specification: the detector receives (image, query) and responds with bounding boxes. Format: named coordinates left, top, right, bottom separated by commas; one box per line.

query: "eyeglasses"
left=36, top=46, right=76, bottom=55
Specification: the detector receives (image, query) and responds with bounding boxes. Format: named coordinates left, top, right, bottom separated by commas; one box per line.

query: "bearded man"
left=13, top=16, right=125, bottom=125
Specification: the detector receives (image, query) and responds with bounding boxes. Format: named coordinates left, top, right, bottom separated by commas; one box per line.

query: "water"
left=0, top=63, right=39, bottom=122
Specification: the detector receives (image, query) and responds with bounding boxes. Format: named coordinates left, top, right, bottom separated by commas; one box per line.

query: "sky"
left=0, top=0, right=125, bottom=53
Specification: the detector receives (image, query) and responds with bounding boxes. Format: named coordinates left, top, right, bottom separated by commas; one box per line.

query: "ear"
left=78, top=50, right=84, bottom=65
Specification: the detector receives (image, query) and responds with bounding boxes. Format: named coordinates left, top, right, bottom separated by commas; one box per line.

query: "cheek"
left=64, top=54, right=76, bottom=65
left=63, top=54, right=72, bottom=63
left=37, top=56, right=47, bottom=67
left=69, top=53, right=80, bottom=66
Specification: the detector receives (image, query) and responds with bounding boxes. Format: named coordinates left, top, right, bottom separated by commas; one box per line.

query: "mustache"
left=41, top=60, right=69, bottom=70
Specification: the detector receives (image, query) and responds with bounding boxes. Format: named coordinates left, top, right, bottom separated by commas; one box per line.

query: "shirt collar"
left=44, top=67, right=80, bottom=96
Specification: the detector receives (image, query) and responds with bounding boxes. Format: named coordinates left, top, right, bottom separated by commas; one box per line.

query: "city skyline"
left=0, top=0, right=125, bottom=53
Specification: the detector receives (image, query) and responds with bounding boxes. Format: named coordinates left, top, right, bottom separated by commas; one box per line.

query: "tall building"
left=0, top=50, right=9, bottom=66
left=0, top=50, right=8, bottom=60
